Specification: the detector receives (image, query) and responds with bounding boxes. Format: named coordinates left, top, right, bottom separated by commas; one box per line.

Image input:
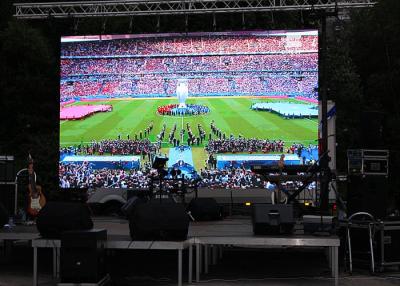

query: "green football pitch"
left=60, top=97, right=317, bottom=169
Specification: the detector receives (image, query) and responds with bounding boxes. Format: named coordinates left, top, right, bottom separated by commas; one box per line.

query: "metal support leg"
left=199, top=244, right=203, bottom=274
left=380, top=225, right=385, bottom=271
left=368, top=224, right=375, bottom=273
left=33, top=247, right=37, bottom=286
left=178, top=249, right=182, bottom=286
left=347, top=226, right=353, bottom=274
left=328, top=247, right=332, bottom=269
left=52, top=248, right=57, bottom=278
left=212, top=245, right=217, bottom=265
left=204, top=245, right=209, bottom=274
left=188, top=245, right=192, bottom=284
left=219, top=245, right=223, bottom=260
left=196, top=244, right=200, bottom=282
left=57, top=248, right=60, bottom=278
left=331, top=246, right=339, bottom=286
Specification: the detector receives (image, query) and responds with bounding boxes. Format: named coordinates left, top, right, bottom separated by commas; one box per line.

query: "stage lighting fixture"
left=101, top=19, right=107, bottom=34
left=128, top=17, right=134, bottom=33
left=212, top=14, right=217, bottom=31
left=156, top=16, right=160, bottom=33
left=185, top=14, right=188, bottom=32
left=73, top=18, right=79, bottom=35
left=245, top=202, right=252, bottom=207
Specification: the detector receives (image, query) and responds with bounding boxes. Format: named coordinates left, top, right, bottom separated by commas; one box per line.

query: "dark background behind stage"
left=0, top=0, right=399, bottom=207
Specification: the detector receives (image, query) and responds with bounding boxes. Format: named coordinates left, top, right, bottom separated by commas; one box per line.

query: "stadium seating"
left=60, top=34, right=318, bottom=101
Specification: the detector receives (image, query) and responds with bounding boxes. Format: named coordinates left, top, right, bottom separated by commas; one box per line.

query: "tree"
left=348, top=0, right=400, bottom=204
left=0, top=20, right=59, bottom=192
left=325, top=22, right=363, bottom=171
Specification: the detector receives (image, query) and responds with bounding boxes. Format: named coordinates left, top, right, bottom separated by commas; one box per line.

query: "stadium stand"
left=60, top=34, right=318, bottom=101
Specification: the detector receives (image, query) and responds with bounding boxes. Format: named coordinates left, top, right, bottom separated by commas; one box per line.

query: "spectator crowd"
left=157, top=104, right=210, bottom=116
left=61, top=34, right=317, bottom=57
left=59, top=162, right=152, bottom=189
left=206, top=138, right=285, bottom=154
left=60, top=33, right=318, bottom=101
left=59, top=161, right=267, bottom=190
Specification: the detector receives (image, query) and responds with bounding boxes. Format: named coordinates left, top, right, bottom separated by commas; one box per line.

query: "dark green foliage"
left=0, top=19, right=59, bottom=193
left=348, top=0, right=400, bottom=202
left=325, top=19, right=363, bottom=170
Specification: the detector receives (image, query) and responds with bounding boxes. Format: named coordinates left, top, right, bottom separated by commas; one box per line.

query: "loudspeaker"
left=187, top=198, right=222, bottom=221
left=120, top=196, right=146, bottom=217
left=0, top=155, right=15, bottom=182
left=347, top=175, right=387, bottom=219
left=252, top=204, right=295, bottom=235
left=36, top=202, right=93, bottom=238
left=61, top=229, right=107, bottom=283
left=0, top=202, right=9, bottom=228
left=129, top=201, right=189, bottom=241
left=361, top=111, right=385, bottom=148
left=0, top=184, right=15, bottom=215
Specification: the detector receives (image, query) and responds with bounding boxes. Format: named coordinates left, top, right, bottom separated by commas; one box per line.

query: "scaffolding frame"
left=14, top=0, right=375, bottom=19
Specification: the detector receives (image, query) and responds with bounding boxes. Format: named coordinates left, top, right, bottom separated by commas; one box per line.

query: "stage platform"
left=1, top=217, right=339, bottom=286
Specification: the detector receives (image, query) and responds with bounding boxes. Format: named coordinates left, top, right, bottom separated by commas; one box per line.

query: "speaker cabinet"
left=252, top=204, right=295, bottom=235
left=129, top=201, right=189, bottom=241
left=61, top=229, right=107, bottom=283
left=187, top=198, right=222, bottom=221
left=0, top=184, right=15, bottom=215
left=0, top=155, right=15, bottom=182
left=0, top=202, right=8, bottom=228
left=36, top=202, right=93, bottom=238
left=347, top=176, right=388, bottom=219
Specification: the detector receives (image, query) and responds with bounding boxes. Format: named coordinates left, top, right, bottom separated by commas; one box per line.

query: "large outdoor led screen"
left=59, top=30, right=319, bottom=189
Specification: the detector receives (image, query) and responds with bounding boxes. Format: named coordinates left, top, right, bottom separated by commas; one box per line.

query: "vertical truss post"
left=319, top=12, right=329, bottom=212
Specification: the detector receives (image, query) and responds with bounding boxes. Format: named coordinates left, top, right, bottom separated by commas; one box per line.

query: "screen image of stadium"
left=59, top=30, right=319, bottom=189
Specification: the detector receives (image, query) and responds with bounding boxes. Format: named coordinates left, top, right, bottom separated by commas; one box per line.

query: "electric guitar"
left=27, top=161, right=46, bottom=217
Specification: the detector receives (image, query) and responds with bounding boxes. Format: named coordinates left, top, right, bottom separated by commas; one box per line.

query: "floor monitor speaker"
left=187, top=198, right=222, bottom=221
left=61, top=229, right=107, bottom=283
left=129, top=201, right=189, bottom=241
left=0, top=202, right=8, bottom=228
left=36, top=202, right=93, bottom=238
left=252, top=204, right=295, bottom=235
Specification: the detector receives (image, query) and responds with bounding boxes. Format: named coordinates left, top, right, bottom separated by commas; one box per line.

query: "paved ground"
left=1, top=243, right=400, bottom=286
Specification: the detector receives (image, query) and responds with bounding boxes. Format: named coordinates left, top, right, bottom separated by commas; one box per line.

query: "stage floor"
left=0, top=216, right=287, bottom=239
left=1, top=217, right=400, bottom=286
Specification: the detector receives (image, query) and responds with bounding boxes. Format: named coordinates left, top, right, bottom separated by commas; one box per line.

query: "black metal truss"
left=14, top=0, right=376, bottom=19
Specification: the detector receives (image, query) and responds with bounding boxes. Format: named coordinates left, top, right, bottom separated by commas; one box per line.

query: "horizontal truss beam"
left=14, top=0, right=376, bottom=19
